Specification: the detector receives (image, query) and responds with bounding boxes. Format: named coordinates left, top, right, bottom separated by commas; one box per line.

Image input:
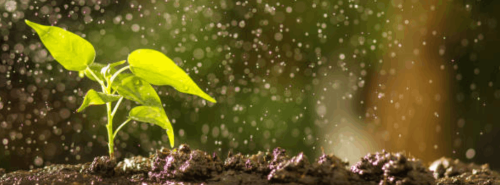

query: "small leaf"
left=25, top=20, right=95, bottom=71
left=109, top=60, right=126, bottom=69
left=113, top=74, right=162, bottom=108
left=84, top=61, right=125, bottom=82
left=101, top=64, right=111, bottom=77
left=85, top=63, right=106, bottom=82
left=128, top=49, right=216, bottom=103
left=101, top=60, right=126, bottom=78
left=77, top=89, right=121, bottom=112
left=129, top=106, right=174, bottom=147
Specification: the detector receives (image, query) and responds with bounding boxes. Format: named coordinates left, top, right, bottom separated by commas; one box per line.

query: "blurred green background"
left=1, top=0, right=500, bottom=171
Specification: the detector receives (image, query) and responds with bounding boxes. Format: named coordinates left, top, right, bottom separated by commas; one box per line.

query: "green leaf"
left=25, top=20, right=95, bottom=71
left=113, top=74, right=162, bottom=108
left=129, top=106, right=174, bottom=147
left=128, top=49, right=216, bottom=103
left=77, top=89, right=121, bottom=112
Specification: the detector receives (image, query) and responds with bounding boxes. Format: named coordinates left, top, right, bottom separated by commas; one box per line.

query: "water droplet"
left=466, top=148, right=475, bottom=159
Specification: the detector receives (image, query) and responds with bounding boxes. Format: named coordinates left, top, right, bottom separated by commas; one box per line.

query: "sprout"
left=25, top=20, right=216, bottom=160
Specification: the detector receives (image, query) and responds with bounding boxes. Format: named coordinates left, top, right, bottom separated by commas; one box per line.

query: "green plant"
left=25, top=20, right=216, bottom=160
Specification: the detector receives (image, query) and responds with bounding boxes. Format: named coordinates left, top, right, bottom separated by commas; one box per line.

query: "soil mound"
left=1, top=144, right=498, bottom=185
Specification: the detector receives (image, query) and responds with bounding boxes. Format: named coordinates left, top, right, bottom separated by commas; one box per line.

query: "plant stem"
left=113, top=118, right=131, bottom=139
left=86, top=67, right=105, bottom=88
left=109, top=66, right=130, bottom=85
left=87, top=66, right=124, bottom=160
left=99, top=68, right=116, bottom=160
left=106, top=101, right=115, bottom=160
left=111, top=97, right=124, bottom=117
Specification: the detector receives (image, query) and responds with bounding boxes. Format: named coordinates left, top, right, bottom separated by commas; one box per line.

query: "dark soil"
left=0, top=144, right=498, bottom=185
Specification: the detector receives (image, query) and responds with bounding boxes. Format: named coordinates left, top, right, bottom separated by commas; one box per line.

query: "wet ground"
left=0, top=144, right=499, bottom=185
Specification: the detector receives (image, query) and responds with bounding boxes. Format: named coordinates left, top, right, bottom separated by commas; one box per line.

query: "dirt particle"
left=89, top=156, right=117, bottom=177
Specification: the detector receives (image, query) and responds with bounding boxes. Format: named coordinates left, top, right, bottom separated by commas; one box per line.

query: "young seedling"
left=25, top=20, right=216, bottom=160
